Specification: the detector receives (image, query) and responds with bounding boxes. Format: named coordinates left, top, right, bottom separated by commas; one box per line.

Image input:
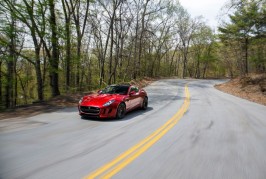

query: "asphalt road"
left=1, top=79, right=266, bottom=179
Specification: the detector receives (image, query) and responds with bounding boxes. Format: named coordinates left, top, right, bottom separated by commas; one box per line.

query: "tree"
left=61, top=0, right=72, bottom=90
left=0, top=1, right=20, bottom=108
left=48, top=0, right=60, bottom=97
left=175, top=7, right=202, bottom=78
left=191, top=24, right=215, bottom=78
left=219, top=0, right=266, bottom=75
left=1, top=0, right=243, bottom=109
left=69, top=0, right=90, bottom=89
left=1, top=0, right=48, bottom=101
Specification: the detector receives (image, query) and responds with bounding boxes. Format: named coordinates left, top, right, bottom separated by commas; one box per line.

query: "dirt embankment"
left=215, top=73, right=266, bottom=106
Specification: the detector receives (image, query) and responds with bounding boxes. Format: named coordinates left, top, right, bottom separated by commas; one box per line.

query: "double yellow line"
left=85, top=85, right=190, bottom=179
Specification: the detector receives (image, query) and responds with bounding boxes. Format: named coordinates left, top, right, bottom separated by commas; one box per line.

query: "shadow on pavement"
left=81, top=107, right=153, bottom=122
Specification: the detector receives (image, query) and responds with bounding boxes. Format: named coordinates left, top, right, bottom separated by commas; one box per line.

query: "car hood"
left=80, top=94, right=122, bottom=107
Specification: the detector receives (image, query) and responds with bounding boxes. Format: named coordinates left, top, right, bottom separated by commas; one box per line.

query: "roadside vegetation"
left=216, top=73, right=266, bottom=105
left=0, top=0, right=265, bottom=110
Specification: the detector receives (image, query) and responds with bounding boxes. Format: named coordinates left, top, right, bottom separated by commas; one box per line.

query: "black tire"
left=141, top=97, right=148, bottom=110
left=116, top=103, right=126, bottom=119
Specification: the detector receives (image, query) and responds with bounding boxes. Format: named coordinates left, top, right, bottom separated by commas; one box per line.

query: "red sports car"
left=78, top=84, right=148, bottom=119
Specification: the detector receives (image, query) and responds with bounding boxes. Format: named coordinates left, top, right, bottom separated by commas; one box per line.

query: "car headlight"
left=103, top=99, right=115, bottom=107
left=79, top=97, right=83, bottom=104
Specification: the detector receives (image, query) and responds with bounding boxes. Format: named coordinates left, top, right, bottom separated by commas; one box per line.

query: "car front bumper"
left=78, top=105, right=117, bottom=118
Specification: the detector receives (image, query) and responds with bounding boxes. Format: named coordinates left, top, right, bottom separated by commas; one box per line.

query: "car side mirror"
left=98, top=90, right=102, bottom=94
left=129, top=91, right=136, bottom=96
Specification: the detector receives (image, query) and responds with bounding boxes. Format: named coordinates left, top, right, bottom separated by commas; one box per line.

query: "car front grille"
left=80, top=106, right=100, bottom=114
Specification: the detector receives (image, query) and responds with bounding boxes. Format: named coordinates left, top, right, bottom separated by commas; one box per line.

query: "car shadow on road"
left=81, top=107, right=153, bottom=122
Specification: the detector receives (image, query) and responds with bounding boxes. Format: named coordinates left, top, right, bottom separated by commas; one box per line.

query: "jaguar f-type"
left=78, top=84, right=148, bottom=119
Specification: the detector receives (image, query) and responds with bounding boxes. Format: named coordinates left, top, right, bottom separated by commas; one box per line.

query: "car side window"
left=115, top=86, right=129, bottom=95
left=130, top=86, right=139, bottom=93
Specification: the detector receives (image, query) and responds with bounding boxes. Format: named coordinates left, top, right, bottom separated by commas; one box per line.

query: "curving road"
left=1, top=79, right=266, bottom=179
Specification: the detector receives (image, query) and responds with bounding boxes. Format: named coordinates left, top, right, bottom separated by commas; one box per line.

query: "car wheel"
left=116, top=103, right=126, bottom=119
left=141, top=97, right=148, bottom=110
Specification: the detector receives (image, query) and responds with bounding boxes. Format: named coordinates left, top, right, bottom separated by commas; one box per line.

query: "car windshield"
left=101, top=85, right=129, bottom=95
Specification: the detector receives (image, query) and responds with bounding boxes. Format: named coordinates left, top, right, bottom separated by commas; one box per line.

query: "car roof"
left=110, top=83, right=131, bottom=87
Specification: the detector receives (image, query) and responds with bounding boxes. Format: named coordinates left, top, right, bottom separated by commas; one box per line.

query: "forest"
left=0, top=0, right=265, bottom=109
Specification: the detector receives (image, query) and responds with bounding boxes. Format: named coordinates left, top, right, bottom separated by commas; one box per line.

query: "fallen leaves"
left=215, top=73, right=266, bottom=106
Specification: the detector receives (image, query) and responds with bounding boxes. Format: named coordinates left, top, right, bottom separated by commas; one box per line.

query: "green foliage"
left=0, top=0, right=264, bottom=109
left=218, top=0, right=266, bottom=75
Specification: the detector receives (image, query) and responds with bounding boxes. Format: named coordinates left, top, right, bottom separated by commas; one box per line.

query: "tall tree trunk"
left=70, top=0, right=90, bottom=90
left=202, top=62, right=208, bottom=78
left=65, top=20, right=71, bottom=89
left=42, top=47, right=47, bottom=93
left=133, top=11, right=139, bottom=79
left=17, top=74, right=28, bottom=104
left=108, top=11, right=115, bottom=85
left=5, top=14, right=16, bottom=108
left=117, top=8, right=124, bottom=81
left=244, top=37, right=248, bottom=74
left=76, top=35, right=81, bottom=89
left=0, top=60, right=2, bottom=108
left=48, top=0, right=60, bottom=97
left=182, top=52, right=187, bottom=78
left=62, top=0, right=71, bottom=90
left=100, top=57, right=105, bottom=87
left=195, top=55, right=200, bottom=78
left=14, top=59, right=17, bottom=106
left=35, top=50, right=44, bottom=101
left=6, top=41, right=15, bottom=108
left=137, top=0, right=150, bottom=78
left=169, top=45, right=178, bottom=76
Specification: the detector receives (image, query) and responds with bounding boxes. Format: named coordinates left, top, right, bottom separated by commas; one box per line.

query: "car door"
left=124, top=90, right=132, bottom=111
left=128, top=86, right=140, bottom=109
left=134, top=87, right=143, bottom=106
